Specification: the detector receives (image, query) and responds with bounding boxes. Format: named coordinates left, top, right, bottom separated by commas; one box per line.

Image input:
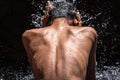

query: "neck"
left=51, top=18, right=70, bottom=30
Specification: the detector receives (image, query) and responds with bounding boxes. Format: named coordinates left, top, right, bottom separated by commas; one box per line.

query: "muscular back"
left=22, top=26, right=97, bottom=80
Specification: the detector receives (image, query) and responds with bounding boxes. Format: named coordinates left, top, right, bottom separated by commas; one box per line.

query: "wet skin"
left=22, top=18, right=97, bottom=80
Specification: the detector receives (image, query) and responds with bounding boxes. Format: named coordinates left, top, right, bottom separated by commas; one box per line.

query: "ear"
left=74, top=18, right=82, bottom=26
left=74, top=19, right=79, bottom=25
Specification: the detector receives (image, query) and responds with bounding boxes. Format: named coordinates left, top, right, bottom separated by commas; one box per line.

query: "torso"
left=23, top=26, right=96, bottom=80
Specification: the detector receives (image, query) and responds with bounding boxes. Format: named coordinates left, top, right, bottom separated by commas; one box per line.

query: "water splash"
left=0, top=66, right=120, bottom=80
left=31, top=0, right=77, bottom=27
left=0, top=66, right=34, bottom=80
left=96, top=66, right=120, bottom=80
left=54, top=0, right=66, bottom=2
left=0, top=0, right=119, bottom=80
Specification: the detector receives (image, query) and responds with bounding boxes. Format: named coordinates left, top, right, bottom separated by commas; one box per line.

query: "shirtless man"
left=22, top=1, right=97, bottom=80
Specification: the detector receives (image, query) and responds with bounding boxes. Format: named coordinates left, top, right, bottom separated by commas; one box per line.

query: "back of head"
left=48, top=1, right=76, bottom=22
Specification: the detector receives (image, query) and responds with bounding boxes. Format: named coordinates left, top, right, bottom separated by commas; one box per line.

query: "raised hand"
left=42, top=1, right=52, bottom=27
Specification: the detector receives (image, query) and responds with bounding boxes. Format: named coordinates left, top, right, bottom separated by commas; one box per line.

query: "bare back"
left=22, top=25, right=97, bottom=80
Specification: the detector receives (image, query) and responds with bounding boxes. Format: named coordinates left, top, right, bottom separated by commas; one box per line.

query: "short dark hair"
left=48, top=1, right=77, bottom=22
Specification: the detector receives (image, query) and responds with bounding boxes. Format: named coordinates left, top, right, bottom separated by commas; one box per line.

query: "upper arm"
left=84, top=27, right=97, bottom=80
left=22, top=30, right=41, bottom=79
left=22, top=31, right=33, bottom=64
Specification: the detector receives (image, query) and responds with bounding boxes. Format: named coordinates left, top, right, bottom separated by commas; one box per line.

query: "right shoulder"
left=72, top=26, right=97, bottom=42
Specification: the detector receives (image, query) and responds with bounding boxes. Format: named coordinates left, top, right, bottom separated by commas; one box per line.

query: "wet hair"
left=48, top=1, right=77, bottom=22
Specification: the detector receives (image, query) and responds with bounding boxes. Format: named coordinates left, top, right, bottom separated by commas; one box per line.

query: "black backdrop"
left=0, top=0, right=120, bottom=70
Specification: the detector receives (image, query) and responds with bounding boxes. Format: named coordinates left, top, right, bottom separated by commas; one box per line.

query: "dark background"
left=0, top=0, right=120, bottom=71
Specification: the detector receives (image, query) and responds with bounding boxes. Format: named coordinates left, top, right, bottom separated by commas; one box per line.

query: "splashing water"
left=0, top=66, right=120, bottom=80
left=0, top=0, right=119, bottom=80
left=0, top=66, right=34, bottom=80
left=54, top=0, right=66, bottom=2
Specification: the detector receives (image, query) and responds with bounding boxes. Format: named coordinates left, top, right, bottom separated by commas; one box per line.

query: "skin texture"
left=22, top=18, right=97, bottom=80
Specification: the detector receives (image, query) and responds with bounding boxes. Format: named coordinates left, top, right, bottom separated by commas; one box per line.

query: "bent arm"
left=85, top=28, right=97, bottom=80
left=22, top=33, right=40, bottom=80
left=85, top=41, right=97, bottom=80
